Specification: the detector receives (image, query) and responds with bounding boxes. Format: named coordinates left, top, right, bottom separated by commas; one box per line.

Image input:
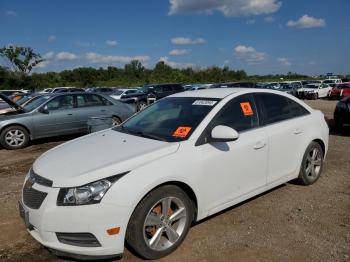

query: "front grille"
left=30, top=169, right=53, bottom=187
left=56, top=233, right=101, bottom=247
left=23, top=181, right=47, bottom=209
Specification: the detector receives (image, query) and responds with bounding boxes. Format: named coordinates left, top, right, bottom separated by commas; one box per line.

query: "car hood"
left=0, top=93, right=24, bottom=112
left=33, top=129, right=180, bottom=187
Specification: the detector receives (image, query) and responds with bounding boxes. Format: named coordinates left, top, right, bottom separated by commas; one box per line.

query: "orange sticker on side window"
left=240, top=102, right=254, bottom=116
left=173, top=126, right=192, bottom=138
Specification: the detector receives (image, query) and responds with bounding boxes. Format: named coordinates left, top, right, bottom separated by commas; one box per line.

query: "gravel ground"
left=0, top=99, right=349, bottom=262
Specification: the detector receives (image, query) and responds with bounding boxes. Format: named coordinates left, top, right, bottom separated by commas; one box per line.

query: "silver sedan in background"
left=0, top=92, right=135, bottom=149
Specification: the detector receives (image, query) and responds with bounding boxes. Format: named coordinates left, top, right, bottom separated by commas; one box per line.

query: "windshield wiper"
left=117, top=126, right=167, bottom=142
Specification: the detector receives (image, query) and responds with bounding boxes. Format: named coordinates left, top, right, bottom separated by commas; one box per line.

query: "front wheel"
left=126, top=185, right=194, bottom=259
left=0, top=125, right=30, bottom=150
left=112, top=116, right=122, bottom=126
left=137, top=101, right=148, bottom=111
left=297, top=142, right=324, bottom=185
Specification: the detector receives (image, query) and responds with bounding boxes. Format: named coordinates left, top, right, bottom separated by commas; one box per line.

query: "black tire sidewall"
left=126, top=185, right=194, bottom=260
left=298, top=142, right=324, bottom=185
left=0, top=125, right=29, bottom=150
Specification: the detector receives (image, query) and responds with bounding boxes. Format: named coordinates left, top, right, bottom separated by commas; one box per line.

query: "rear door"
left=74, top=94, right=114, bottom=132
left=255, top=93, right=310, bottom=183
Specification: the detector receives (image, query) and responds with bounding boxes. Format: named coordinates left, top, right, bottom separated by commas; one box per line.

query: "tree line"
left=0, top=45, right=348, bottom=91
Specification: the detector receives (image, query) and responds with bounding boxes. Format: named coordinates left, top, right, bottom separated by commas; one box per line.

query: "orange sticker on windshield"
left=173, top=126, right=192, bottom=138
left=240, top=102, right=253, bottom=116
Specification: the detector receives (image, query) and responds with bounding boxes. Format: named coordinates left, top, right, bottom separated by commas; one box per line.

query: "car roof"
left=170, top=88, right=256, bottom=99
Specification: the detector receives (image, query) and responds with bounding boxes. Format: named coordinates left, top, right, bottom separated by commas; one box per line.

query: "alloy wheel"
left=5, top=129, right=26, bottom=147
left=143, top=197, right=187, bottom=251
left=305, top=147, right=322, bottom=179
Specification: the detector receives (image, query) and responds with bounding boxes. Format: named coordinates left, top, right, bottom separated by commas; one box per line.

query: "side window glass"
left=163, top=85, right=173, bottom=92
left=288, top=99, right=309, bottom=117
left=77, top=94, right=105, bottom=107
left=212, top=95, right=259, bottom=132
left=257, top=93, right=291, bottom=124
left=46, top=95, right=74, bottom=111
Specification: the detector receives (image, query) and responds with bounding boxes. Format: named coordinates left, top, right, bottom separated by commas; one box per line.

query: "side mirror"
left=209, top=125, right=239, bottom=143
left=39, top=105, right=49, bottom=114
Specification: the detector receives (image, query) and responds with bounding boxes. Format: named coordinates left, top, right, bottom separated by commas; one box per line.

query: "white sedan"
left=20, top=88, right=329, bottom=260
left=298, top=83, right=332, bottom=99
left=110, top=88, right=140, bottom=100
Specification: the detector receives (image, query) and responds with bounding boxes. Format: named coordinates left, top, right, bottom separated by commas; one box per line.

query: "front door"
left=196, top=94, right=268, bottom=213
left=33, top=95, right=77, bottom=138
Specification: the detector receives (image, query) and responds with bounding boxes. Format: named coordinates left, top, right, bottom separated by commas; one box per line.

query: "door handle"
left=67, top=113, right=73, bottom=116
left=254, top=141, right=266, bottom=150
left=101, top=109, right=106, bottom=112
left=293, top=128, right=303, bottom=134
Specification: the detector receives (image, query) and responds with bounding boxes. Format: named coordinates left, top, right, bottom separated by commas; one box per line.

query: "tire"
left=126, top=185, right=194, bottom=260
left=112, top=116, right=122, bottom=126
left=0, top=125, right=30, bottom=150
left=137, top=101, right=148, bottom=111
left=297, top=142, right=324, bottom=185
left=334, top=117, right=343, bottom=130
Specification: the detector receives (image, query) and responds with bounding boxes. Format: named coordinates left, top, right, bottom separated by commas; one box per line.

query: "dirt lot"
left=0, top=100, right=349, bottom=262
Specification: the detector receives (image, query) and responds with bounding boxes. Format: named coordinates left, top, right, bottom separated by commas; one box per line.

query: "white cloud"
left=246, top=19, right=256, bottom=25
left=43, top=52, right=55, bottom=60
left=56, top=52, right=78, bottom=61
left=159, top=56, right=194, bottom=68
left=48, top=35, right=56, bottom=43
left=171, top=37, right=206, bottom=45
left=309, top=61, right=316, bottom=65
left=287, top=15, right=326, bottom=29
left=105, top=40, right=119, bottom=47
left=169, top=0, right=281, bottom=17
left=277, top=57, right=291, bottom=66
left=86, top=53, right=150, bottom=64
left=5, top=10, right=17, bottom=16
left=264, top=16, right=275, bottom=23
left=234, top=45, right=266, bottom=64
left=169, top=49, right=190, bottom=56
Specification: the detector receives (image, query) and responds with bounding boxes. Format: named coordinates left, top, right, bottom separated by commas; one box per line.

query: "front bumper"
left=20, top=181, right=133, bottom=258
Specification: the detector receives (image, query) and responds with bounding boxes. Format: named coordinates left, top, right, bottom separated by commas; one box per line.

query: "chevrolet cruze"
left=19, top=88, right=329, bottom=260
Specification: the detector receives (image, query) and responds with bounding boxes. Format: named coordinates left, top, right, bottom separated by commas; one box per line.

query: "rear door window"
left=76, top=94, right=106, bottom=107
left=255, top=93, right=309, bottom=124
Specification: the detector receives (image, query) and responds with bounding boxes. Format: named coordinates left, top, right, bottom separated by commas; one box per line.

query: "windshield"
left=116, top=97, right=220, bottom=142
left=113, top=90, right=124, bottom=95
left=23, top=96, right=51, bottom=111
left=280, top=83, right=293, bottom=89
left=306, top=85, right=318, bottom=89
left=323, top=80, right=335, bottom=84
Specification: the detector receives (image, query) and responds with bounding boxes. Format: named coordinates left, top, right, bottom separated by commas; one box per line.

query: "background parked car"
left=279, top=81, right=303, bottom=96
left=328, top=82, right=350, bottom=99
left=334, top=96, right=350, bottom=130
left=0, top=92, right=135, bottom=149
left=86, top=87, right=114, bottom=94
left=323, top=79, right=342, bottom=85
left=298, top=83, right=331, bottom=99
left=110, top=88, right=141, bottom=100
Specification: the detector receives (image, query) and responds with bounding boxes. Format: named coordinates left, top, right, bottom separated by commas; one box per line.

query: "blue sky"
left=1, top=0, right=349, bottom=75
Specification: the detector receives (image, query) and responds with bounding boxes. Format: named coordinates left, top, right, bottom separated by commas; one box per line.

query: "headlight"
left=57, top=172, right=129, bottom=206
